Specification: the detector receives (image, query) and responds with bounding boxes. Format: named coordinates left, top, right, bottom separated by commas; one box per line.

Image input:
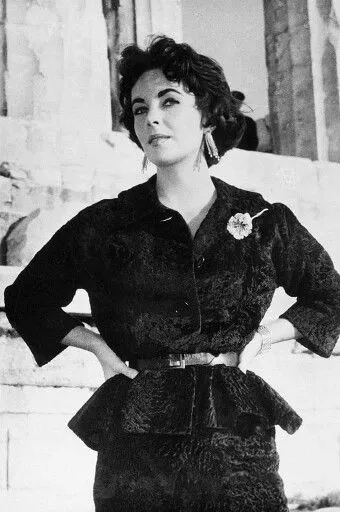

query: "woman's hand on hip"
left=61, top=326, right=138, bottom=380
left=238, top=332, right=262, bottom=374
left=93, top=339, right=138, bottom=381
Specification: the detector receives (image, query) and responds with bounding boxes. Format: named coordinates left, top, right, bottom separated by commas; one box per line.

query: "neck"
left=156, top=157, right=215, bottom=210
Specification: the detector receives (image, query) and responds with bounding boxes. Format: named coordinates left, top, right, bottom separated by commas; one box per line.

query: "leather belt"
left=128, top=352, right=238, bottom=371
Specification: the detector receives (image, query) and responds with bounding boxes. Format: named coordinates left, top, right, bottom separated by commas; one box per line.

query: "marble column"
left=135, top=0, right=183, bottom=47
left=102, top=0, right=182, bottom=128
left=263, top=0, right=340, bottom=163
left=263, top=0, right=318, bottom=160
left=308, top=0, right=340, bottom=162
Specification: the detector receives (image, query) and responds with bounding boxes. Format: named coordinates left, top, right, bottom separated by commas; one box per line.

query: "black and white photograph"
left=1, top=1, right=340, bottom=511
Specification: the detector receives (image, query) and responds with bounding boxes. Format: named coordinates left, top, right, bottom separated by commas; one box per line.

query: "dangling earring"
left=194, top=137, right=205, bottom=172
left=204, top=130, right=220, bottom=161
left=142, top=155, right=148, bottom=173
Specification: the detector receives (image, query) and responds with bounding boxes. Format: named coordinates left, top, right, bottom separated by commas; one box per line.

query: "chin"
left=149, top=157, right=178, bottom=169
left=151, top=154, right=191, bottom=169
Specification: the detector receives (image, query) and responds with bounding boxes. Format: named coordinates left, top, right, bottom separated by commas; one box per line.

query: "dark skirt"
left=93, top=427, right=289, bottom=512
left=68, top=366, right=300, bottom=512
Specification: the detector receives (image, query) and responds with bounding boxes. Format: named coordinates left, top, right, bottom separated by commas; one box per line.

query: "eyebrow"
left=131, top=88, right=182, bottom=107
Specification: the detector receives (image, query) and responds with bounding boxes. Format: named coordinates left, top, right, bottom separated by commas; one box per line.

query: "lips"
left=148, top=134, right=171, bottom=144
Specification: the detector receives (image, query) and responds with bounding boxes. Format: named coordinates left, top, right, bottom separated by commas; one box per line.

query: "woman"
left=5, top=36, right=340, bottom=512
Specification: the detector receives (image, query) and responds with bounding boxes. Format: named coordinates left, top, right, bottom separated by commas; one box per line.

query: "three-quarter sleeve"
left=4, top=217, right=84, bottom=367
left=272, top=202, right=340, bottom=357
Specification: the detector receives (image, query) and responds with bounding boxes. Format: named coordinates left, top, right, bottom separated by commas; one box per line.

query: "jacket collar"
left=118, top=173, right=235, bottom=223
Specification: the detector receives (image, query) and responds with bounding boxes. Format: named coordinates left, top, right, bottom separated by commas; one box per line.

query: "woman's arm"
left=272, top=202, right=340, bottom=357
left=239, top=202, right=340, bottom=372
left=238, top=318, right=302, bottom=372
left=60, top=326, right=137, bottom=380
left=4, top=219, right=85, bottom=366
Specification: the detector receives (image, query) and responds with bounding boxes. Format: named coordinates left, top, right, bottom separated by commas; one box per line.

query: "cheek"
left=133, top=118, right=146, bottom=145
left=179, top=111, right=203, bottom=143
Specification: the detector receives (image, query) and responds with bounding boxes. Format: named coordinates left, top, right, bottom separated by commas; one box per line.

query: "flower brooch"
left=227, top=208, right=268, bottom=240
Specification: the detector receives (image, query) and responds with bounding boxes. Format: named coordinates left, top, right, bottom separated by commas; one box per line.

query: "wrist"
left=251, top=331, right=262, bottom=352
left=88, top=333, right=109, bottom=356
left=62, top=326, right=107, bottom=355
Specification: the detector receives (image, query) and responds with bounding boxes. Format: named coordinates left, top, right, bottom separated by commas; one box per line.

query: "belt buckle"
left=169, top=354, right=185, bottom=369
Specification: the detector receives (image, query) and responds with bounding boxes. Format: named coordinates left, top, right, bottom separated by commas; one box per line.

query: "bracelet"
left=256, top=325, right=272, bottom=354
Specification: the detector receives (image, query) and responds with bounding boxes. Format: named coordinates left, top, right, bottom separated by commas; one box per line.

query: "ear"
left=200, top=111, right=210, bottom=129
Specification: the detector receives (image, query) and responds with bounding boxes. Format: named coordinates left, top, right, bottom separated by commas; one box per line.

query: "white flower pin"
left=227, top=209, right=269, bottom=240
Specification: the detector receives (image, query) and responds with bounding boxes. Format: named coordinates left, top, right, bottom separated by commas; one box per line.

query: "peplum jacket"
left=5, top=174, right=340, bottom=451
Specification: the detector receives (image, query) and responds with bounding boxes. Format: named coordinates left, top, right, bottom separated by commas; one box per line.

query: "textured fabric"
left=93, top=427, right=289, bottom=512
left=5, top=174, right=340, bottom=438
left=5, top=174, right=340, bottom=365
left=68, top=367, right=302, bottom=451
left=5, top=173, right=340, bottom=509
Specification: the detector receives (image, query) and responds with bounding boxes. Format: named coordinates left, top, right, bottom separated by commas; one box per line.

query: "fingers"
left=238, top=346, right=253, bottom=374
left=237, top=351, right=247, bottom=373
left=238, top=362, right=248, bottom=374
left=117, top=360, right=138, bottom=379
left=124, top=367, right=139, bottom=379
left=103, top=364, right=138, bottom=381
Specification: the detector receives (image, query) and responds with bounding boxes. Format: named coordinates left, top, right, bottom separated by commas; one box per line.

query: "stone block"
left=5, top=24, right=35, bottom=120
left=3, top=182, right=35, bottom=220
left=277, top=409, right=340, bottom=497
left=20, top=184, right=62, bottom=211
left=25, top=122, right=61, bottom=173
left=6, top=0, right=29, bottom=24
left=0, top=118, right=30, bottom=168
left=0, top=119, right=146, bottom=210
left=0, top=336, right=102, bottom=388
left=5, top=202, right=88, bottom=266
left=5, top=0, right=111, bottom=129
left=0, top=424, right=8, bottom=490
left=0, top=267, right=22, bottom=306
left=3, top=412, right=96, bottom=491
left=214, top=149, right=318, bottom=209
left=0, top=490, right=95, bottom=512
left=0, top=386, right=93, bottom=415
left=317, top=161, right=340, bottom=210
left=0, top=311, right=13, bottom=331
left=0, top=212, right=23, bottom=265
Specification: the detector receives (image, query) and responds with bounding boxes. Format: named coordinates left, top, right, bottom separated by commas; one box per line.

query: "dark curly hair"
left=118, top=36, right=245, bottom=167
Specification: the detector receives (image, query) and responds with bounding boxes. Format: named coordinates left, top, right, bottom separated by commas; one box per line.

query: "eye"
left=163, top=97, right=179, bottom=107
left=133, top=106, right=147, bottom=116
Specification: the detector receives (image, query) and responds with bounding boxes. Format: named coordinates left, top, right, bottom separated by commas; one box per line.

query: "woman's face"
left=131, top=68, right=204, bottom=169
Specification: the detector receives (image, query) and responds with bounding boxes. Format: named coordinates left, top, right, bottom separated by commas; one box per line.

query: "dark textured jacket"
left=5, top=175, right=340, bottom=449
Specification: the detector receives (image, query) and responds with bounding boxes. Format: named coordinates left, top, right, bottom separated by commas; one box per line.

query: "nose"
left=146, top=104, right=160, bottom=126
